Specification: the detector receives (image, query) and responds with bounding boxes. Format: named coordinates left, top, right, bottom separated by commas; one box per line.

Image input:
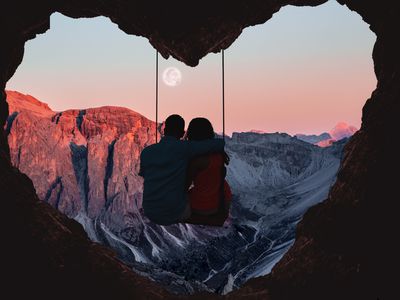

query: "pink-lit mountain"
left=295, top=122, right=358, bottom=147
left=329, top=121, right=358, bottom=140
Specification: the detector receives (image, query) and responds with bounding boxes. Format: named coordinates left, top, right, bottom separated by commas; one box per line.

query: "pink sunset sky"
left=6, top=0, right=376, bottom=135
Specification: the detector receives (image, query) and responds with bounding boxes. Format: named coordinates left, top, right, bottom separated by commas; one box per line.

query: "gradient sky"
left=6, top=0, right=376, bottom=135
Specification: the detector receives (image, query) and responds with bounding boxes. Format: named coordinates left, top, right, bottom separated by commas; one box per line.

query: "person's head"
left=186, top=117, right=215, bottom=141
left=164, top=114, right=185, bottom=139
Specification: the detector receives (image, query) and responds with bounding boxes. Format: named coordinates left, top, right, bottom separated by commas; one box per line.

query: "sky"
left=6, top=0, right=376, bottom=135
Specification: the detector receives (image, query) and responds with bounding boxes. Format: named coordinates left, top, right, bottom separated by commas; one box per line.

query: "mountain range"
left=5, top=90, right=352, bottom=294
left=295, top=122, right=357, bottom=147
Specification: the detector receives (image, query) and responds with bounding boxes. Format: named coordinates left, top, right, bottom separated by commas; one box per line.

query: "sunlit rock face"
left=296, top=122, right=358, bottom=147
left=6, top=90, right=155, bottom=223
left=0, top=0, right=399, bottom=299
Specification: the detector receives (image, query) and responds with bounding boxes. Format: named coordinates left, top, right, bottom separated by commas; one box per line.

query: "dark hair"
left=186, top=118, right=215, bottom=141
left=164, top=114, right=185, bottom=138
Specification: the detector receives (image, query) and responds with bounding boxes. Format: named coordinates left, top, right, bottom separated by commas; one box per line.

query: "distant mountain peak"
left=249, top=129, right=268, bottom=134
left=6, top=90, right=54, bottom=117
left=295, top=132, right=332, bottom=144
left=295, top=122, right=358, bottom=148
left=5, top=90, right=151, bottom=123
left=329, top=121, right=358, bottom=140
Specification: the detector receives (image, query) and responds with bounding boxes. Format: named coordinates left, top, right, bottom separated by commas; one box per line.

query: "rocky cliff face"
left=1, top=1, right=398, bottom=299
left=6, top=90, right=346, bottom=295
left=6, top=90, right=155, bottom=222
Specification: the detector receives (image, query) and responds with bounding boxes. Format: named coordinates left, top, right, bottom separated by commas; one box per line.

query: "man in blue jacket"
left=139, top=114, right=225, bottom=225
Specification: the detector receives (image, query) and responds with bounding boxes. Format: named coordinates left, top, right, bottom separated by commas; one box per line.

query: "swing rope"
left=154, top=50, right=225, bottom=142
left=155, top=50, right=159, bottom=143
left=222, top=49, right=225, bottom=141
left=153, top=49, right=228, bottom=226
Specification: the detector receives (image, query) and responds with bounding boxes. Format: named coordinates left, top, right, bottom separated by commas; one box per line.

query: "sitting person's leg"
left=178, top=200, right=192, bottom=221
left=191, top=180, right=231, bottom=214
left=184, top=205, right=230, bottom=226
left=191, top=206, right=218, bottom=215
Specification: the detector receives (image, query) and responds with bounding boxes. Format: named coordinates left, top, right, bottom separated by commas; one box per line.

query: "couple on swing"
left=139, top=114, right=232, bottom=226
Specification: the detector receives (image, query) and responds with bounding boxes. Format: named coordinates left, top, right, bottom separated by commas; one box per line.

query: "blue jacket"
left=139, top=136, right=225, bottom=225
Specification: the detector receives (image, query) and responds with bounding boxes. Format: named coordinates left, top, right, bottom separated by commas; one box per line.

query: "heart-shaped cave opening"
left=5, top=0, right=375, bottom=295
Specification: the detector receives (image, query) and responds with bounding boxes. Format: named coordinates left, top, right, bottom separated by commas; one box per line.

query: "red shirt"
left=189, top=153, right=232, bottom=212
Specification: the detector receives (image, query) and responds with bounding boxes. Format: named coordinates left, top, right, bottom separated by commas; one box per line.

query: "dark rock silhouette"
left=0, top=1, right=398, bottom=299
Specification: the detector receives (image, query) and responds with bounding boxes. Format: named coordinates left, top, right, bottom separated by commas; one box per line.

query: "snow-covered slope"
left=79, top=132, right=344, bottom=294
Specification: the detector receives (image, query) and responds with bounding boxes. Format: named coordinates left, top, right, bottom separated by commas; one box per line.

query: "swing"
left=154, top=50, right=230, bottom=227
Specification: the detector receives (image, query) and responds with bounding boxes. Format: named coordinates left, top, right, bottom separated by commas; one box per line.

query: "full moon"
left=162, top=67, right=182, bottom=87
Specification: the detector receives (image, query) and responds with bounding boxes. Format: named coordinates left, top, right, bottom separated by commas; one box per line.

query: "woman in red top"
left=185, top=118, right=232, bottom=221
